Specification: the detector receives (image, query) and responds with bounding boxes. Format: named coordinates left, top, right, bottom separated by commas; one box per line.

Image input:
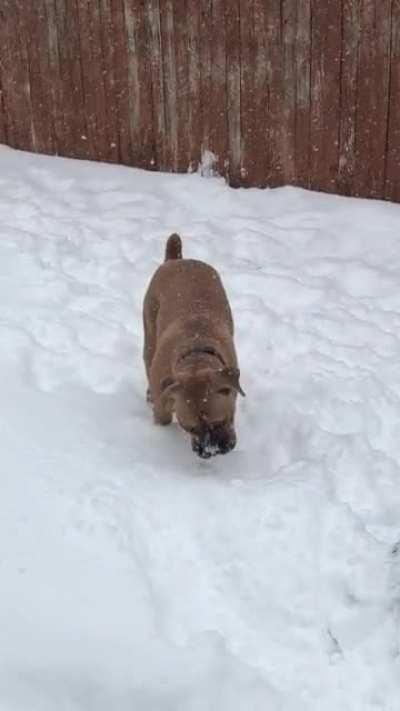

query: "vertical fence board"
left=0, top=1, right=33, bottom=151
left=199, top=0, right=212, bottom=164
left=124, top=0, right=154, bottom=169
left=281, top=0, right=297, bottom=185
left=385, top=0, right=400, bottom=202
left=310, top=0, right=342, bottom=193
left=98, top=0, right=120, bottom=163
left=251, top=0, right=269, bottom=187
left=76, top=0, right=100, bottom=159
left=226, top=0, right=241, bottom=186
left=109, top=0, right=131, bottom=164
left=240, top=0, right=258, bottom=186
left=338, top=0, right=360, bottom=195
left=0, top=71, right=6, bottom=144
left=22, top=2, right=55, bottom=154
left=54, top=0, right=89, bottom=158
left=295, top=0, right=311, bottom=188
left=355, top=0, right=392, bottom=198
left=265, top=0, right=284, bottom=186
left=186, top=0, right=201, bottom=171
left=239, top=0, right=270, bottom=188
left=78, top=0, right=110, bottom=161
left=146, top=0, right=167, bottom=169
left=44, top=0, right=63, bottom=155
left=209, top=0, right=228, bottom=175
left=173, top=0, right=190, bottom=172
left=160, top=0, right=178, bottom=170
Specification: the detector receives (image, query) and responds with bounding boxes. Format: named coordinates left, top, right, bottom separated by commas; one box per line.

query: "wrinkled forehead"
left=181, top=377, right=211, bottom=403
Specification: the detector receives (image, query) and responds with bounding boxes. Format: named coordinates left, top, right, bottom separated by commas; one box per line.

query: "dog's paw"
left=153, top=412, right=172, bottom=426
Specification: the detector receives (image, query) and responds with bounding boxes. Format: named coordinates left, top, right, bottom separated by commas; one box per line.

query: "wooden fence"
left=0, top=1, right=399, bottom=201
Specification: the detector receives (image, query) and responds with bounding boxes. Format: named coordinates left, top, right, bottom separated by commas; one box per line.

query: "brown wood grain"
left=281, top=0, right=297, bottom=185
left=124, top=0, right=154, bottom=169
left=78, top=0, right=110, bottom=161
left=240, top=0, right=257, bottom=186
left=338, top=0, right=360, bottom=196
left=208, top=0, right=228, bottom=176
left=146, top=0, right=167, bottom=170
left=355, top=0, right=392, bottom=198
left=53, top=0, right=89, bottom=159
left=250, top=0, right=269, bottom=187
left=21, top=2, right=55, bottom=154
left=265, top=0, right=284, bottom=187
left=199, top=0, right=212, bottom=169
left=98, top=0, right=120, bottom=163
left=385, top=0, right=400, bottom=202
left=172, top=0, right=190, bottom=172
left=0, top=0, right=399, bottom=201
left=295, top=0, right=311, bottom=188
left=310, top=0, right=342, bottom=193
left=186, top=0, right=202, bottom=172
left=0, top=68, right=6, bottom=145
left=0, top=1, right=33, bottom=151
left=160, top=0, right=178, bottom=171
left=225, top=0, right=241, bottom=186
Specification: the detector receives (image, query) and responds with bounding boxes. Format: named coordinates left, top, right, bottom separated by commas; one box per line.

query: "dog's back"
left=145, top=234, right=234, bottom=341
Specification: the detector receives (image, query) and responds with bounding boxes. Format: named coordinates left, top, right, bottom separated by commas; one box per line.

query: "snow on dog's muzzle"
left=191, top=426, right=236, bottom=459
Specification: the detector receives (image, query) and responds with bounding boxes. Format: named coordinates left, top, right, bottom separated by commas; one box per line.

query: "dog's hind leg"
left=143, top=294, right=158, bottom=402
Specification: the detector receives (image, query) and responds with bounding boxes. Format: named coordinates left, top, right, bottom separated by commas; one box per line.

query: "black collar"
left=178, top=345, right=226, bottom=368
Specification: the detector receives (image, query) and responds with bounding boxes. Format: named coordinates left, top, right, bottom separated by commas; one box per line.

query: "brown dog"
left=143, top=233, right=244, bottom=458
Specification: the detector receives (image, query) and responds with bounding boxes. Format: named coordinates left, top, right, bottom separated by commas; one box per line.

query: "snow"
left=1, top=144, right=400, bottom=710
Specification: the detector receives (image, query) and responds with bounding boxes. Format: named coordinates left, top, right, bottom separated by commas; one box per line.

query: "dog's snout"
left=192, top=426, right=236, bottom=458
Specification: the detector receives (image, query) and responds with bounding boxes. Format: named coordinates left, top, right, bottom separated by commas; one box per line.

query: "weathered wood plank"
left=186, top=0, right=202, bottom=171
left=225, top=0, right=241, bottom=186
left=109, top=0, right=131, bottom=165
left=160, top=0, right=178, bottom=171
left=98, top=0, right=120, bottom=163
left=173, top=0, right=190, bottom=172
left=0, top=0, right=34, bottom=151
left=209, top=0, right=228, bottom=176
left=146, top=0, right=167, bottom=170
left=199, top=0, right=212, bottom=168
left=310, top=0, right=342, bottom=193
left=295, top=0, right=311, bottom=188
left=0, top=67, right=6, bottom=145
left=385, top=0, right=400, bottom=202
left=20, top=1, right=55, bottom=155
left=280, top=0, right=297, bottom=185
left=124, top=0, right=154, bottom=169
left=355, top=0, right=392, bottom=198
left=338, top=0, right=360, bottom=196
left=44, top=0, right=64, bottom=155
left=265, top=0, right=284, bottom=187
left=78, top=0, right=110, bottom=161
left=250, top=0, right=269, bottom=187
left=240, top=0, right=256, bottom=186
left=54, top=0, right=89, bottom=158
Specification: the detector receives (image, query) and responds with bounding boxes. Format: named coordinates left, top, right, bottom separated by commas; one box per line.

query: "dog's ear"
left=160, top=376, right=181, bottom=401
left=219, top=367, right=246, bottom=397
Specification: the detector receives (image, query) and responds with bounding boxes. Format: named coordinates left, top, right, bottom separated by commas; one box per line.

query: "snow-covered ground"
left=1, top=145, right=400, bottom=710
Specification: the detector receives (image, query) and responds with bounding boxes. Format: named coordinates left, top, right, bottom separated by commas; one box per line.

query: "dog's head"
left=160, top=367, right=245, bottom=458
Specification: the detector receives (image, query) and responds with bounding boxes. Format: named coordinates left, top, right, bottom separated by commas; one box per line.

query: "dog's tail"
left=165, top=233, right=182, bottom=261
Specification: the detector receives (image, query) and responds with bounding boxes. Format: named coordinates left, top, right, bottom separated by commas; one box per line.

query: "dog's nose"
left=192, top=431, right=213, bottom=459
left=192, top=428, right=236, bottom=458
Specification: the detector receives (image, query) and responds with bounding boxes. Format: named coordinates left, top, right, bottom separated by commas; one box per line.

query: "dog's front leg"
left=153, top=397, right=173, bottom=426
